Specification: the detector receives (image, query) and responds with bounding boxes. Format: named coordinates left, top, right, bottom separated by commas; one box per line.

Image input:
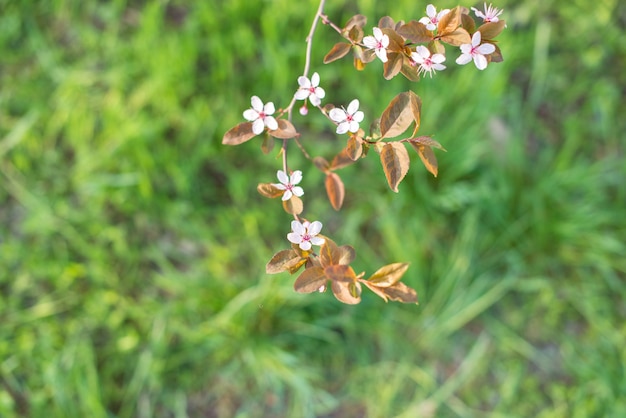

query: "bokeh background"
left=1, top=0, right=625, bottom=417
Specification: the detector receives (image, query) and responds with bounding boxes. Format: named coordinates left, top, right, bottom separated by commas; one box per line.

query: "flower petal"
left=432, top=53, right=446, bottom=64
left=290, top=170, right=302, bottom=185
left=287, top=232, right=302, bottom=244
left=264, top=102, right=275, bottom=115
left=308, top=221, right=323, bottom=235
left=315, top=87, right=325, bottom=99
left=277, top=170, right=289, bottom=184
left=310, top=236, right=325, bottom=246
left=292, top=186, right=304, bottom=197
left=311, top=72, right=320, bottom=87
left=250, top=96, right=263, bottom=112
left=381, top=34, right=389, bottom=48
left=456, top=54, right=472, bottom=65
left=476, top=43, right=496, bottom=55
left=347, top=99, right=360, bottom=115
left=362, top=36, right=377, bottom=49
left=352, top=110, right=364, bottom=123
left=252, top=118, right=265, bottom=134
left=291, top=220, right=305, bottom=235
left=264, top=116, right=278, bottom=131
left=273, top=183, right=287, bottom=190
left=299, top=241, right=312, bottom=251
left=426, top=4, right=436, bottom=18
left=294, top=89, right=310, bottom=100
left=474, top=54, right=488, bottom=70
left=336, top=122, right=349, bottom=134
left=348, top=120, right=359, bottom=133
left=243, top=108, right=259, bottom=121
left=329, top=108, right=346, bottom=123
left=376, top=48, right=388, bottom=63
left=471, top=31, right=482, bottom=47
left=297, top=75, right=311, bottom=88
left=282, top=190, right=292, bottom=201
left=309, top=94, right=321, bottom=107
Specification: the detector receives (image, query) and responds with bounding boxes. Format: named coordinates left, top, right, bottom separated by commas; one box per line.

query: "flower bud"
left=299, top=104, right=308, bottom=116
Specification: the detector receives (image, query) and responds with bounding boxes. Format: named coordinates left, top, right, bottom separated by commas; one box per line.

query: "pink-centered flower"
left=294, top=72, right=325, bottom=106
left=329, top=99, right=364, bottom=134
left=455, top=31, right=496, bottom=70
left=472, top=3, right=504, bottom=23
left=273, top=170, right=304, bottom=201
left=411, top=46, right=446, bottom=78
left=243, top=96, right=278, bottom=135
left=362, top=27, right=390, bottom=63
left=419, top=4, right=450, bottom=31
left=287, top=220, right=325, bottom=251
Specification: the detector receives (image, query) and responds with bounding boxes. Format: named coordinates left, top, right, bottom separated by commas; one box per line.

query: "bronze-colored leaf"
left=348, top=25, right=364, bottom=43
left=429, top=39, right=445, bottom=55
left=409, top=91, right=422, bottom=135
left=382, top=52, right=403, bottom=80
left=257, top=182, right=283, bottom=199
left=400, top=58, right=421, bottom=82
left=324, top=264, right=357, bottom=283
left=346, top=135, right=363, bottom=161
left=294, top=266, right=327, bottom=293
left=261, top=134, right=274, bottom=154
left=378, top=16, right=395, bottom=29
left=266, top=249, right=302, bottom=274
left=409, top=142, right=438, bottom=177
left=282, top=195, right=303, bottom=215
left=268, top=119, right=297, bottom=139
left=319, top=238, right=341, bottom=268
left=460, top=13, right=476, bottom=33
left=440, top=28, right=471, bottom=46
left=344, top=14, right=367, bottom=33
left=331, top=147, right=357, bottom=170
left=361, top=281, right=418, bottom=304
left=489, top=44, right=503, bottom=63
left=313, top=156, right=330, bottom=173
left=380, top=142, right=410, bottom=192
left=222, top=122, right=257, bottom=145
left=397, top=20, right=433, bottom=44
left=338, top=245, right=356, bottom=266
left=324, top=42, right=352, bottom=64
left=325, top=172, right=345, bottom=211
left=380, top=92, right=415, bottom=139
left=366, top=262, right=410, bottom=287
left=410, top=136, right=446, bottom=151
left=437, top=6, right=461, bottom=36
left=331, top=280, right=361, bottom=304
left=478, top=20, right=506, bottom=40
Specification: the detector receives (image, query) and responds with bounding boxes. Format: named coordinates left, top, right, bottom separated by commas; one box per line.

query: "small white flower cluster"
left=358, top=3, right=503, bottom=75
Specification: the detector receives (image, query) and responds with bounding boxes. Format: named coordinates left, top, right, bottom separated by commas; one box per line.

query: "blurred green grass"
left=1, top=0, right=625, bottom=417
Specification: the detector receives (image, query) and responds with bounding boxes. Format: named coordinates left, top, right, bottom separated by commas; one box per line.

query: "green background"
left=1, top=0, right=624, bottom=417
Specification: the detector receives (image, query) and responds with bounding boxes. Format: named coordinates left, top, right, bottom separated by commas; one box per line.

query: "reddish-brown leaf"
left=324, top=264, right=357, bottom=283
left=324, top=42, right=352, bottom=64
left=380, top=91, right=421, bottom=139
left=294, top=266, right=327, bottom=293
left=257, top=182, right=283, bottom=199
left=409, top=91, right=422, bottom=135
left=266, top=249, right=304, bottom=274
left=366, top=262, right=410, bottom=287
left=409, top=142, right=438, bottom=177
left=361, top=281, right=418, bottom=303
left=222, top=122, right=257, bottom=145
left=478, top=20, right=506, bottom=40
left=319, top=238, right=341, bottom=268
left=380, top=142, right=410, bottom=192
left=261, top=134, right=274, bottom=154
left=348, top=25, right=364, bottom=43
left=346, top=135, right=363, bottom=161
left=344, top=14, right=367, bottom=33
left=282, top=195, right=303, bottom=215
left=378, top=16, right=395, bottom=29
left=489, top=44, right=503, bottom=63
left=440, top=28, right=471, bottom=46
left=338, top=245, right=356, bottom=266
left=400, top=58, right=421, bottom=82
left=331, top=280, right=361, bottom=304
left=331, top=148, right=357, bottom=170
left=268, top=119, right=297, bottom=139
left=397, top=20, right=433, bottom=44
left=460, top=13, right=476, bottom=34
left=382, top=52, right=403, bottom=80
left=325, top=172, right=345, bottom=211
left=313, top=156, right=330, bottom=173
left=437, top=6, right=461, bottom=36
left=410, top=136, right=446, bottom=151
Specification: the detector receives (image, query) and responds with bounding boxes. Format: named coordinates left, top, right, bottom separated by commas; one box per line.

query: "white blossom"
left=329, top=99, right=364, bottom=134
left=471, top=3, right=504, bottom=23
left=411, top=46, right=446, bottom=78
left=455, top=31, right=496, bottom=70
left=294, top=72, right=325, bottom=106
left=272, top=170, right=304, bottom=201
left=419, top=4, right=450, bottom=31
left=243, top=96, right=278, bottom=135
left=287, top=220, right=325, bottom=251
left=362, top=27, right=390, bottom=63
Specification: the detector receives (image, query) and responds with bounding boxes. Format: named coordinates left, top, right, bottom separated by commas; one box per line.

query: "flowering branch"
left=222, top=2, right=508, bottom=304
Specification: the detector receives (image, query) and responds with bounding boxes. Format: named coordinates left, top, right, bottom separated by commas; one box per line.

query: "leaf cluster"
left=266, top=237, right=417, bottom=304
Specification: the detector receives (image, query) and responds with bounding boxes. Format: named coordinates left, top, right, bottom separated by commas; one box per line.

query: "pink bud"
left=299, top=105, right=308, bottom=116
